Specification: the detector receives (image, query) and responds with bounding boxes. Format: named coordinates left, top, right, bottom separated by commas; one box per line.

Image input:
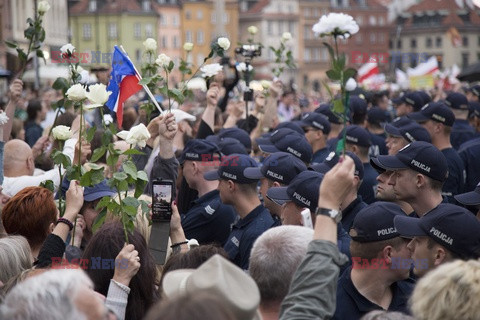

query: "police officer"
left=298, top=112, right=331, bottom=163
left=384, top=116, right=431, bottom=155
left=458, top=102, right=480, bottom=192
left=312, top=151, right=367, bottom=232
left=394, top=203, right=480, bottom=278
left=334, top=202, right=413, bottom=319
left=180, top=139, right=237, bottom=246
left=445, top=92, right=475, bottom=150
left=392, top=92, right=424, bottom=117
left=365, top=107, right=388, bottom=158
left=455, top=182, right=480, bottom=217
left=315, top=103, right=344, bottom=148
left=409, top=102, right=466, bottom=202
left=204, top=153, right=275, bottom=270
left=258, top=129, right=313, bottom=165
left=343, top=125, right=378, bottom=204
left=244, top=152, right=307, bottom=225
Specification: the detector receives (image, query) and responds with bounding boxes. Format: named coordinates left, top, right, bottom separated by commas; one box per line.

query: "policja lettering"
left=292, top=192, right=311, bottom=207
left=266, top=170, right=283, bottom=181
left=377, top=227, right=396, bottom=236
left=410, top=159, right=431, bottom=172
left=430, top=227, right=453, bottom=245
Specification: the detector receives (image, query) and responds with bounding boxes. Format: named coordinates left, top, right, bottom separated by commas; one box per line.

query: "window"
left=197, top=10, right=203, bottom=20
left=197, top=30, right=204, bottom=45
left=108, top=23, right=117, bottom=39
left=410, top=38, right=416, bottom=49
left=389, top=39, right=393, bottom=49
left=462, top=52, right=469, bottom=67
left=211, top=12, right=217, bottom=23
left=142, top=1, right=150, bottom=11
left=304, top=25, right=310, bottom=40
left=426, top=37, right=432, bottom=48
left=314, top=8, right=319, bottom=18
left=223, top=13, right=229, bottom=24
left=278, top=21, right=284, bottom=35
left=313, top=48, right=320, bottom=61
left=379, top=33, right=385, bottom=43
left=185, top=10, right=191, bottom=20
left=197, top=54, right=204, bottom=66
left=357, top=0, right=366, bottom=6
left=370, top=33, right=376, bottom=44
left=289, top=21, right=294, bottom=34
left=161, top=36, right=167, bottom=48
left=186, top=30, right=192, bottom=42
left=397, top=39, right=402, bottom=49
left=304, top=7, right=310, bottom=17
left=267, top=48, right=273, bottom=60
left=160, top=14, right=167, bottom=26
left=89, top=0, right=97, bottom=12
left=145, top=24, right=153, bottom=37
left=356, top=33, right=363, bottom=44
left=321, top=48, right=328, bottom=61
left=135, top=49, right=141, bottom=63
left=83, top=23, right=92, bottom=40
left=436, top=37, right=442, bottom=48
left=378, top=16, right=385, bottom=26
left=267, top=21, right=273, bottom=35
left=172, top=15, right=179, bottom=27
left=356, top=16, right=363, bottom=26
left=463, top=36, right=469, bottom=47
left=173, top=36, right=179, bottom=48
left=134, top=23, right=141, bottom=39
left=369, top=16, right=376, bottom=26
left=304, top=48, right=311, bottom=62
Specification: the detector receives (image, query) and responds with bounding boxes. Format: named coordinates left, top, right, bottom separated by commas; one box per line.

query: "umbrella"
left=457, top=62, right=480, bottom=82
left=22, top=65, right=69, bottom=82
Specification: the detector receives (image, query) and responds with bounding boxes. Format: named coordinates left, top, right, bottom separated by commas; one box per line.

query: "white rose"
left=260, top=80, right=272, bottom=90
left=236, top=62, right=253, bottom=72
left=103, top=114, right=114, bottom=125
left=143, top=38, right=157, bottom=52
left=60, top=43, right=75, bottom=56
left=249, top=81, right=263, bottom=92
left=200, top=63, right=223, bottom=78
left=345, top=78, right=357, bottom=91
left=186, top=77, right=207, bottom=92
left=86, top=83, right=112, bottom=108
left=183, top=42, right=194, bottom=52
left=282, top=32, right=292, bottom=42
left=248, top=26, right=258, bottom=35
left=79, top=70, right=91, bottom=84
left=0, top=112, right=9, bottom=125
left=117, top=123, right=151, bottom=148
left=312, top=13, right=359, bottom=38
left=37, top=1, right=51, bottom=15
left=156, top=53, right=171, bottom=68
left=217, top=37, right=231, bottom=51
left=52, top=125, right=73, bottom=141
left=66, top=84, right=87, bottom=101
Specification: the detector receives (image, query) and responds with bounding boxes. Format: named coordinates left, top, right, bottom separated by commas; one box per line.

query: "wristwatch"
left=315, top=207, right=342, bottom=223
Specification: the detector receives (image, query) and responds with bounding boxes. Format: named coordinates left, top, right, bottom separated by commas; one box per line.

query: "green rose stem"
left=164, top=67, right=172, bottom=111
left=118, top=188, right=129, bottom=243
left=57, top=140, right=65, bottom=217
left=72, top=104, right=84, bottom=241
left=333, top=34, right=348, bottom=156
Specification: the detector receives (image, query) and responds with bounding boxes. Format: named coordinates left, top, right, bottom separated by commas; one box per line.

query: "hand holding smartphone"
left=301, top=208, right=313, bottom=229
left=152, top=180, right=174, bottom=222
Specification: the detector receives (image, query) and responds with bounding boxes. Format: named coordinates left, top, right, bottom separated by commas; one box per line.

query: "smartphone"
left=152, top=180, right=173, bottom=222
left=301, top=208, right=313, bottom=229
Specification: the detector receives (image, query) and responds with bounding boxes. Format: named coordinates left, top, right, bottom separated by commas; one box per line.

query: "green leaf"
left=123, top=205, right=138, bottom=217
left=52, top=150, right=71, bottom=168
left=137, top=170, right=148, bottom=181
left=332, top=99, right=345, bottom=115
left=344, top=68, right=357, bottom=82
left=16, top=48, right=27, bottom=62
left=169, top=88, right=185, bottom=103
left=138, top=77, right=151, bottom=85
left=113, top=172, right=128, bottom=181
left=117, top=179, right=129, bottom=192
left=336, top=139, right=345, bottom=154
left=52, top=77, right=69, bottom=90
left=322, top=42, right=335, bottom=60
left=86, top=125, right=96, bottom=143
left=39, top=180, right=55, bottom=192
left=336, top=53, right=346, bottom=70
left=167, top=60, right=175, bottom=73
left=326, top=69, right=341, bottom=81
left=90, top=146, right=107, bottom=163
left=96, top=196, right=111, bottom=210
left=134, top=179, right=147, bottom=198
left=38, top=28, right=46, bottom=43
left=123, top=196, right=140, bottom=208
left=92, top=208, right=107, bottom=233
left=80, top=170, right=92, bottom=186
left=122, top=161, right=137, bottom=180
left=122, top=149, right=144, bottom=156
left=90, top=168, right=105, bottom=185
left=4, top=40, right=17, bottom=48
left=24, top=26, right=35, bottom=39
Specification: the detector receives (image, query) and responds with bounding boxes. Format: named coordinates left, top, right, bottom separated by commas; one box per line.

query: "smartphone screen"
left=152, top=180, right=173, bottom=222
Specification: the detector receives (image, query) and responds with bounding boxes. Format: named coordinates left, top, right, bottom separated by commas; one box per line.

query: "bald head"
left=4, top=139, right=34, bottom=177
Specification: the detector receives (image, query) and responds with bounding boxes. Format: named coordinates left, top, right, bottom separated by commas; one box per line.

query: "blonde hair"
left=0, top=236, right=33, bottom=285
left=410, top=259, right=480, bottom=320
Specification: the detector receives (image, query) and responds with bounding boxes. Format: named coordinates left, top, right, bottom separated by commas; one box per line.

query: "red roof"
left=247, top=0, right=270, bottom=14
left=70, top=0, right=152, bottom=15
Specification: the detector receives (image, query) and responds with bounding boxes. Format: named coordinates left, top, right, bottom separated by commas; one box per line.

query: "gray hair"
left=361, top=311, right=415, bottom=320
left=0, top=235, right=32, bottom=285
left=0, top=269, right=91, bottom=320
left=249, top=225, right=313, bottom=304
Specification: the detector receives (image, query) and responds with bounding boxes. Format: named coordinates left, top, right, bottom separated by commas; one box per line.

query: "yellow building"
left=181, top=0, right=238, bottom=68
left=69, top=0, right=158, bottom=68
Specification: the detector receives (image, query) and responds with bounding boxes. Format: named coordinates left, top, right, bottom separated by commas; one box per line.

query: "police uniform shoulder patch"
left=205, top=205, right=215, bottom=215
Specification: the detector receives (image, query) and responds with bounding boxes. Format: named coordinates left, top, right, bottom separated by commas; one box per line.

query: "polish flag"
left=407, top=56, right=439, bottom=77
left=357, top=62, right=379, bottom=83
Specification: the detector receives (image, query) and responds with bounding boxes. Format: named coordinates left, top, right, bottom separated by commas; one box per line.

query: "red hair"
left=2, top=187, right=57, bottom=249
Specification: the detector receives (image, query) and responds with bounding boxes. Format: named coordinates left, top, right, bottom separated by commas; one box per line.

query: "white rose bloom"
left=0, top=112, right=9, bottom=125
left=242, top=44, right=256, bottom=51
left=52, top=125, right=73, bottom=141
left=248, top=26, right=258, bottom=35
left=345, top=78, right=357, bottom=91
left=260, top=80, right=272, bottom=90
left=282, top=32, right=292, bottom=42
left=236, top=62, right=253, bottom=72
left=37, top=1, right=51, bottom=14
left=249, top=81, right=263, bottom=92
left=66, top=84, right=87, bottom=101
left=312, top=13, right=359, bottom=38
left=156, top=53, right=171, bottom=68
left=186, top=77, right=207, bottom=92
left=183, top=42, right=194, bottom=52
left=217, top=37, right=231, bottom=51
left=103, top=114, right=114, bottom=125
left=201, top=63, right=223, bottom=78
left=86, top=83, right=112, bottom=108
left=60, top=43, right=75, bottom=56
left=79, top=70, right=91, bottom=84
left=143, top=38, right=157, bottom=52
left=117, top=123, right=151, bottom=148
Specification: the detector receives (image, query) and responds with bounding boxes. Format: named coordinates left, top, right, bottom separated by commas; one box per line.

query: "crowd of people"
left=0, top=70, right=480, bottom=320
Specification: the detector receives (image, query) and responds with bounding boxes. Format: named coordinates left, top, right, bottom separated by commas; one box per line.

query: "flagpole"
left=119, top=45, right=165, bottom=114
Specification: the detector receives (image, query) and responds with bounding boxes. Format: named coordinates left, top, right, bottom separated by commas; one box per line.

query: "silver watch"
left=314, top=207, right=342, bottom=223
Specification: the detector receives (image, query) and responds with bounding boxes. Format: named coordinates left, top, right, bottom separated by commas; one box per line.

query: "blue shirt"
left=312, top=147, right=331, bottom=164
left=441, top=148, right=466, bottom=203
left=358, top=163, right=378, bottom=205
left=341, top=195, right=368, bottom=232
left=333, top=266, right=414, bottom=320
left=181, top=190, right=237, bottom=246
left=451, top=119, right=475, bottom=150
left=459, top=137, right=480, bottom=192
left=223, top=204, right=275, bottom=270
left=368, top=132, right=388, bottom=158
left=24, top=121, right=43, bottom=148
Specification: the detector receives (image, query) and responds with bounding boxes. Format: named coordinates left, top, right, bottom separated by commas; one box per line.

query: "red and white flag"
left=357, top=62, right=379, bottom=83
left=407, top=56, right=439, bottom=77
